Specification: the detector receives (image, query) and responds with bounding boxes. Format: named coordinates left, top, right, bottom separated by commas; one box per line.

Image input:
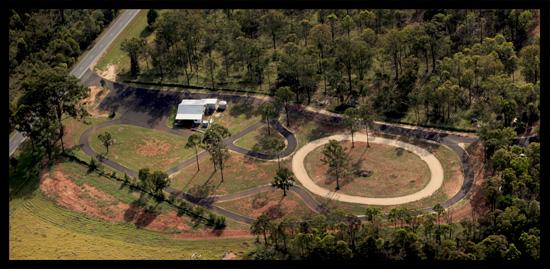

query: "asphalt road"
left=78, top=74, right=299, bottom=176
left=9, top=9, right=140, bottom=157
left=12, top=7, right=481, bottom=224
left=78, top=72, right=304, bottom=224
left=78, top=70, right=480, bottom=223
left=71, top=9, right=140, bottom=80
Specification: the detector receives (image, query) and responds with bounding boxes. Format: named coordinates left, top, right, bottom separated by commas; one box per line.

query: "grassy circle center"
left=304, top=140, right=431, bottom=198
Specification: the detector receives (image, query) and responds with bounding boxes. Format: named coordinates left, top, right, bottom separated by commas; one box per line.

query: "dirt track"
left=292, top=133, right=444, bottom=205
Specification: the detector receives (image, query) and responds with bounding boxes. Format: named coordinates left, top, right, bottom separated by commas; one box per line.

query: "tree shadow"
left=123, top=194, right=160, bottom=228
left=182, top=169, right=200, bottom=192
left=228, top=103, right=255, bottom=120
left=188, top=171, right=222, bottom=199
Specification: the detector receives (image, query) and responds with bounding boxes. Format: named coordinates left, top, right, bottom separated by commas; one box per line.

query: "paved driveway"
left=80, top=69, right=478, bottom=221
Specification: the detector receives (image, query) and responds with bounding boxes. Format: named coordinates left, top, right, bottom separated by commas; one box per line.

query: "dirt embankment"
left=445, top=142, right=490, bottom=222
left=38, top=164, right=252, bottom=240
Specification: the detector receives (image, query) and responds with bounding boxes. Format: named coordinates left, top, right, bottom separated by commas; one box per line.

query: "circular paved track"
left=79, top=69, right=478, bottom=223
left=292, top=133, right=444, bottom=205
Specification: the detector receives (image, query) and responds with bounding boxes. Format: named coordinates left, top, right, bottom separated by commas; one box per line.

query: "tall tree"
left=382, top=28, right=405, bottom=81
left=251, top=214, right=272, bottom=246
left=334, top=37, right=355, bottom=96
left=121, top=37, right=146, bottom=77
left=97, top=132, right=113, bottom=154
left=138, top=168, right=170, bottom=196
left=343, top=107, right=360, bottom=148
left=308, top=24, right=332, bottom=94
left=147, top=9, right=159, bottom=29
left=342, top=15, right=355, bottom=39
left=274, top=86, right=294, bottom=127
left=269, top=138, right=286, bottom=168
left=321, top=140, right=349, bottom=190
left=259, top=101, right=279, bottom=136
left=519, top=44, right=540, bottom=84
left=260, top=10, right=285, bottom=49
left=202, top=124, right=231, bottom=182
left=185, top=133, right=203, bottom=171
left=432, top=203, right=445, bottom=230
left=19, top=66, right=90, bottom=155
left=272, top=166, right=295, bottom=197
left=357, top=103, right=375, bottom=147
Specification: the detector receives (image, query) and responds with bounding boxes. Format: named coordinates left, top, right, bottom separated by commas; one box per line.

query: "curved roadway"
left=79, top=68, right=477, bottom=224
left=292, top=133, right=445, bottom=206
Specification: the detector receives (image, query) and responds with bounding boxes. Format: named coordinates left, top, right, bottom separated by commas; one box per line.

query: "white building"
left=175, top=100, right=206, bottom=124
left=202, top=98, right=218, bottom=112
left=175, top=98, right=220, bottom=125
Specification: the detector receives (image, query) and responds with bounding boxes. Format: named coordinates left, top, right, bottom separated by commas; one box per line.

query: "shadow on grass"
left=228, top=103, right=255, bottom=120
left=123, top=194, right=161, bottom=228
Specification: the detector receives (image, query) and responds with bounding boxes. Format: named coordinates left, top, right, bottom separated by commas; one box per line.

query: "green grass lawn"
left=209, top=103, right=262, bottom=136
left=89, top=124, right=195, bottom=172
left=233, top=125, right=286, bottom=154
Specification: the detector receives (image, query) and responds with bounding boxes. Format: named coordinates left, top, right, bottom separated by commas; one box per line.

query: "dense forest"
left=8, top=9, right=541, bottom=261
left=9, top=9, right=120, bottom=135
left=247, top=140, right=540, bottom=260
left=121, top=9, right=540, bottom=133
left=126, top=9, right=539, bottom=261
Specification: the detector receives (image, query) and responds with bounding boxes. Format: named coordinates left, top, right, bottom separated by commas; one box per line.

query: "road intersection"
left=78, top=68, right=477, bottom=223
left=12, top=9, right=479, bottom=224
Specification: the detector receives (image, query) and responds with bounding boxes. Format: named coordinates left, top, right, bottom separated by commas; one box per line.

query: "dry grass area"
left=89, top=124, right=194, bottom=172
left=305, top=141, right=431, bottom=198
left=215, top=188, right=319, bottom=221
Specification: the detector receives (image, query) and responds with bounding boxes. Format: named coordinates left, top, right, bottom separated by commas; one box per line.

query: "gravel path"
left=292, top=133, right=444, bottom=205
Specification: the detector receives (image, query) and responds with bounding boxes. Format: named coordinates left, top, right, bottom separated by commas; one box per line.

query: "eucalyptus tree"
left=259, top=101, right=279, bottom=136
left=202, top=124, right=231, bottom=181
left=251, top=214, right=273, bottom=246
left=18, top=65, right=90, bottom=155
left=272, top=166, right=295, bottom=197
left=343, top=107, right=360, bottom=148
left=321, top=140, right=349, bottom=190
left=260, top=9, right=285, bottom=49
left=97, top=132, right=113, bottom=154
left=357, top=103, right=375, bottom=147
left=185, top=133, right=203, bottom=171
left=274, top=86, right=294, bottom=127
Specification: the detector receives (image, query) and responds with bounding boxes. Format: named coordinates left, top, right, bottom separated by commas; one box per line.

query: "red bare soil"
left=38, top=164, right=252, bottom=240
left=446, top=142, right=490, bottom=222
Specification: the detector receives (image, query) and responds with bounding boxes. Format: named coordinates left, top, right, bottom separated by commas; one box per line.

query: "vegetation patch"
left=9, top=190, right=254, bottom=260
left=233, top=125, right=286, bottom=154
left=89, top=124, right=194, bottom=172
left=213, top=103, right=262, bottom=135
